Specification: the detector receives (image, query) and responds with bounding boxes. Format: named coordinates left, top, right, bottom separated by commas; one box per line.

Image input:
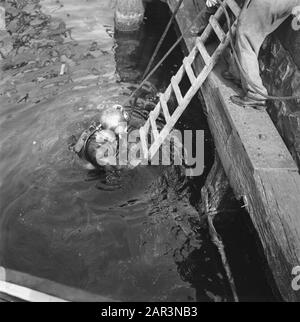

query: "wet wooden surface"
left=0, top=267, right=116, bottom=302
left=167, top=0, right=300, bottom=301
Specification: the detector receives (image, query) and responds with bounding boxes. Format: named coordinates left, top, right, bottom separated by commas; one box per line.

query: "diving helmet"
left=73, top=104, right=129, bottom=168
left=99, top=104, right=130, bottom=135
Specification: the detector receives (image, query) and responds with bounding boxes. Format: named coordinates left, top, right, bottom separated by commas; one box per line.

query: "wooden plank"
left=1, top=267, right=117, bottom=302
left=217, top=90, right=297, bottom=171
left=203, top=82, right=300, bottom=302
left=167, top=0, right=300, bottom=302
left=200, top=6, right=225, bottom=43
left=253, top=169, right=300, bottom=301
left=0, top=281, right=67, bottom=302
left=0, top=292, right=23, bottom=302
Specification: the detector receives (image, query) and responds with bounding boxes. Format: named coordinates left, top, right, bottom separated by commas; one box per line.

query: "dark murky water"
left=0, top=0, right=207, bottom=301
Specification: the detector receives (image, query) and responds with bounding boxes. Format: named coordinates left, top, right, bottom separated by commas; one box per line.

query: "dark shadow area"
left=213, top=198, right=280, bottom=302
left=136, top=1, right=280, bottom=302
left=114, top=0, right=182, bottom=88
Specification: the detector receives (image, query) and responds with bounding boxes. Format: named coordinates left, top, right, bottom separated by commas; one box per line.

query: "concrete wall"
left=259, top=19, right=300, bottom=168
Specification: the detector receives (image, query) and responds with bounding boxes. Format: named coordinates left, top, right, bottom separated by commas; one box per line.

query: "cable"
left=142, top=0, right=185, bottom=80
left=124, top=8, right=205, bottom=105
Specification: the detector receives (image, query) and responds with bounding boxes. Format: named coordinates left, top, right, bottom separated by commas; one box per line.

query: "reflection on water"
left=0, top=0, right=204, bottom=301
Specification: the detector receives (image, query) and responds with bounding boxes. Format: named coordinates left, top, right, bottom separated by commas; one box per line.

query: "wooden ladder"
left=139, top=0, right=241, bottom=161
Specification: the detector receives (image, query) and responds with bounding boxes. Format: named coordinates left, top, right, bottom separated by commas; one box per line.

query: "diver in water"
left=69, top=79, right=176, bottom=183
left=72, top=105, right=130, bottom=170
left=71, top=82, right=160, bottom=171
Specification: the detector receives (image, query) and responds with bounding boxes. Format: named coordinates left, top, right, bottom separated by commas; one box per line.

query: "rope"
left=218, top=0, right=300, bottom=101
left=124, top=8, right=205, bottom=105
left=126, top=0, right=300, bottom=108
left=142, top=0, right=185, bottom=80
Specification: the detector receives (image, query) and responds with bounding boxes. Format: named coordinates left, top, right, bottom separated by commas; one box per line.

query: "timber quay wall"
left=165, top=0, right=300, bottom=302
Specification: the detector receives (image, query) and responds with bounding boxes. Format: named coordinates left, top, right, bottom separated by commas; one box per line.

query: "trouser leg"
left=236, top=0, right=299, bottom=100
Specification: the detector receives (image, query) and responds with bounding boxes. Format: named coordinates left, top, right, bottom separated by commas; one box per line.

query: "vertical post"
left=201, top=155, right=239, bottom=302
left=115, top=0, right=145, bottom=32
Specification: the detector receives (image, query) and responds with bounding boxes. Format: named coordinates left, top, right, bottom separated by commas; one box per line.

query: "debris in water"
left=60, top=63, right=66, bottom=75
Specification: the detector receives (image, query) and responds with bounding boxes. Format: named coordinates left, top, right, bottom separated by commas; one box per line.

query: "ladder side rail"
left=199, top=5, right=225, bottom=43
left=224, top=0, right=241, bottom=17
left=148, top=27, right=237, bottom=158
left=141, top=2, right=239, bottom=160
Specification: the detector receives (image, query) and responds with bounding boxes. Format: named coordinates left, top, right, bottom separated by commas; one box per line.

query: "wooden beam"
left=167, top=0, right=300, bottom=301
left=0, top=267, right=117, bottom=302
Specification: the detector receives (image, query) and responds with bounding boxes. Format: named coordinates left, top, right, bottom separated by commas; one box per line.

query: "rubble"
left=0, top=0, right=115, bottom=106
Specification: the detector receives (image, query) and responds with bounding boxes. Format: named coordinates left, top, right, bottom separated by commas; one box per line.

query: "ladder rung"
left=196, top=40, right=211, bottom=65
left=149, top=112, right=159, bottom=140
left=159, top=94, right=171, bottom=122
left=143, top=118, right=150, bottom=134
left=225, top=0, right=241, bottom=17
left=209, top=16, right=226, bottom=43
left=171, top=76, right=183, bottom=105
left=183, top=58, right=196, bottom=84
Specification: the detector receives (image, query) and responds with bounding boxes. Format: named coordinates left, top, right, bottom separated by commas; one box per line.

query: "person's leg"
left=232, top=0, right=299, bottom=107
left=222, top=48, right=242, bottom=86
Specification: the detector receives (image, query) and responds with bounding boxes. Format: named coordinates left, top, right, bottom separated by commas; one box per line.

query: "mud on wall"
left=259, top=18, right=300, bottom=168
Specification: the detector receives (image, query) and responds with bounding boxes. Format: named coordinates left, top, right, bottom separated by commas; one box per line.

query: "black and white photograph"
left=0, top=0, right=300, bottom=305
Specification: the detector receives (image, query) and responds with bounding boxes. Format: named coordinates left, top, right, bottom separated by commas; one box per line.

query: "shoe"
left=230, top=95, right=267, bottom=111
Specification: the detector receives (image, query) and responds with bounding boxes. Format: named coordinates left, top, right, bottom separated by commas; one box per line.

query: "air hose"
left=142, top=0, right=185, bottom=80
